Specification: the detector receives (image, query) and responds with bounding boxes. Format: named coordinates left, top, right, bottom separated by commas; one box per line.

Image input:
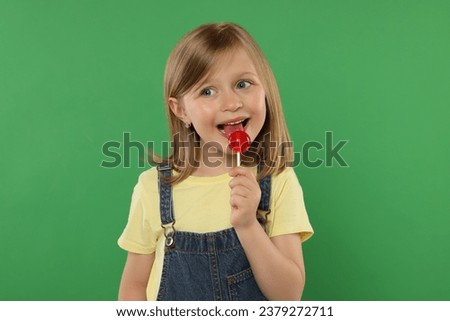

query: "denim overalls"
left=156, top=165, right=271, bottom=301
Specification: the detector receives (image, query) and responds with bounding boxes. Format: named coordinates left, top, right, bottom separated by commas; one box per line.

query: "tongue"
left=223, top=123, right=244, bottom=138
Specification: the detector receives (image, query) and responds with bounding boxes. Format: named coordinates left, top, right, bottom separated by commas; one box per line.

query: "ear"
left=168, top=97, right=189, bottom=122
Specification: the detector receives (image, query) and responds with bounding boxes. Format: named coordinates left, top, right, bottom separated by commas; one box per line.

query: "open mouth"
left=217, top=118, right=249, bottom=136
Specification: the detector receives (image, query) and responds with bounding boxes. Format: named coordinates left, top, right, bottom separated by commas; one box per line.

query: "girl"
left=118, top=23, right=313, bottom=301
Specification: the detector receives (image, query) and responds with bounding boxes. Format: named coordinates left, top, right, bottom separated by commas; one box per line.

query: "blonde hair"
left=158, top=22, right=293, bottom=184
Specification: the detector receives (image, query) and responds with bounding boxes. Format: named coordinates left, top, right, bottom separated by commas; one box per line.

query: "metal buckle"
left=161, top=220, right=176, bottom=248
left=256, top=209, right=271, bottom=233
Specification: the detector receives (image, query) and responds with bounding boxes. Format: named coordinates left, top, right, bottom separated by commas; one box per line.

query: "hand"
left=229, top=166, right=261, bottom=229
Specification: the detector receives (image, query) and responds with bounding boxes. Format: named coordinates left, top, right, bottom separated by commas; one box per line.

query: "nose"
left=220, top=90, right=243, bottom=112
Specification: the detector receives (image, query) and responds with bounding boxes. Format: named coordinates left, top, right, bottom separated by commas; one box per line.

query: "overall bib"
left=156, top=165, right=271, bottom=301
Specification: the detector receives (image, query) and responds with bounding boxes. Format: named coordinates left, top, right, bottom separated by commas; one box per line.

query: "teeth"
left=224, top=119, right=244, bottom=126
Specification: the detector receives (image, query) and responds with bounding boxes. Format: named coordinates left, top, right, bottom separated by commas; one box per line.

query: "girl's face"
left=170, top=49, right=266, bottom=158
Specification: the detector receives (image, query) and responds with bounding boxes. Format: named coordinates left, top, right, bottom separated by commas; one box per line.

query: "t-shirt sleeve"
left=117, top=171, right=158, bottom=254
left=267, top=167, right=314, bottom=242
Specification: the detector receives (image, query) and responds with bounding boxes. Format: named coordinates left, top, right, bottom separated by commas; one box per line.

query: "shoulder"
left=269, top=167, right=306, bottom=213
left=138, top=166, right=159, bottom=181
left=272, top=166, right=298, bottom=180
left=271, top=167, right=302, bottom=193
left=133, top=167, right=159, bottom=196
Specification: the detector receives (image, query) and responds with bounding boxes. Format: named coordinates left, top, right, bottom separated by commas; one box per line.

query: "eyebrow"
left=239, top=72, right=258, bottom=77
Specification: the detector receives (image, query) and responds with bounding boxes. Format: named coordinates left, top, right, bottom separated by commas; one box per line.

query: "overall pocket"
left=227, top=267, right=267, bottom=301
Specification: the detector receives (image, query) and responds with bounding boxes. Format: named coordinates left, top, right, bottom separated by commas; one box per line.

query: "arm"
left=236, top=222, right=305, bottom=300
left=118, top=252, right=154, bottom=300
left=229, top=167, right=306, bottom=300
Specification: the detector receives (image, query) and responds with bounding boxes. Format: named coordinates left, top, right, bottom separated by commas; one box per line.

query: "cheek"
left=184, top=101, right=212, bottom=123
left=254, top=91, right=267, bottom=118
left=245, top=90, right=264, bottom=110
left=255, top=88, right=266, bottom=107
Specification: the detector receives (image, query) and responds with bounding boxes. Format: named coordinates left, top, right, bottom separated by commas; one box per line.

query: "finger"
left=230, top=196, right=250, bottom=213
left=229, top=175, right=257, bottom=189
left=230, top=195, right=241, bottom=209
left=230, top=186, right=251, bottom=199
left=229, top=166, right=254, bottom=178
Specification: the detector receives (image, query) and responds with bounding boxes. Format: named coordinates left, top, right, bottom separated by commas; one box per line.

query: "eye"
left=236, top=80, right=251, bottom=90
left=200, top=87, right=216, bottom=97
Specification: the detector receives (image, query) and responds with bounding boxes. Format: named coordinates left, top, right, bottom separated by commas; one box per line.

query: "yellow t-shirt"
left=118, top=166, right=314, bottom=300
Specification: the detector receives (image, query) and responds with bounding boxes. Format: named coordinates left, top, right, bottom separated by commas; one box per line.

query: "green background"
left=1, top=0, right=449, bottom=300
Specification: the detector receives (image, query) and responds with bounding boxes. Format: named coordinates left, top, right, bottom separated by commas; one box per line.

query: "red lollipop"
left=228, top=130, right=251, bottom=154
left=223, top=121, right=251, bottom=166
left=227, top=130, right=251, bottom=166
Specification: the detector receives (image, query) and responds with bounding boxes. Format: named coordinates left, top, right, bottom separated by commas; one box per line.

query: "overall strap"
left=157, top=164, right=175, bottom=225
left=158, top=164, right=176, bottom=247
left=257, top=164, right=271, bottom=212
